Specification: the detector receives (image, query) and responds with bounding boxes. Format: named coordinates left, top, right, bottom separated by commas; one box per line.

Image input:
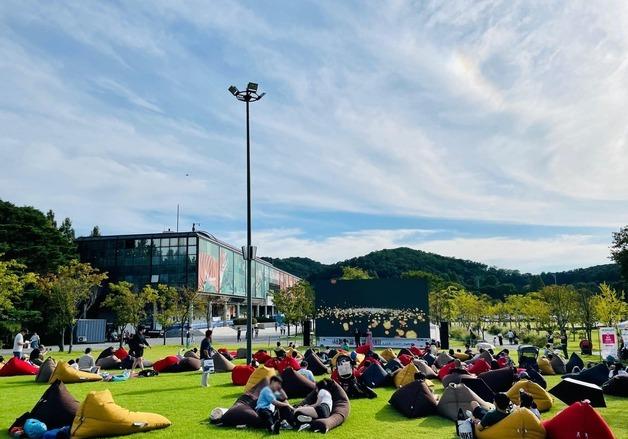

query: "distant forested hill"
left=262, top=247, right=622, bottom=298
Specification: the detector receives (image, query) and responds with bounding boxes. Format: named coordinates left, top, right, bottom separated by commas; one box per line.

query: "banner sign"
left=622, top=328, right=628, bottom=346
left=599, top=327, right=618, bottom=359
left=317, top=336, right=431, bottom=348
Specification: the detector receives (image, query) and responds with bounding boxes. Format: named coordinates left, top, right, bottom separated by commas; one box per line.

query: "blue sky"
left=1, top=1, right=626, bottom=272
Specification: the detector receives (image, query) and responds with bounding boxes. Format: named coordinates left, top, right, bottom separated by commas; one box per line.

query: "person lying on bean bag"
left=468, top=393, right=510, bottom=432
left=295, top=379, right=350, bottom=433
left=10, top=380, right=78, bottom=433
left=281, top=367, right=316, bottom=398
left=506, top=380, right=553, bottom=412
left=474, top=404, right=546, bottom=439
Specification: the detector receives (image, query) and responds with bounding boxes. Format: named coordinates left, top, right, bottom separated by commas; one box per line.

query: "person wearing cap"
left=129, top=325, right=151, bottom=371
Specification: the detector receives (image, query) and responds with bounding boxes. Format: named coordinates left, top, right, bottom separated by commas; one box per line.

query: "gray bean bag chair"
left=435, top=352, right=454, bottom=369
left=442, top=372, right=464, bottom=388
left=212, top=351, right=235, bottom=372
left=184, top=350, right=200, bottom=359
left=413, top=359, right=438, bottom=379
left=437, top=383, right=493, bottom=421
left=479, top=350, right=494, bottom=365
left=96, top=355, right=122, bottom=370
left=236, top=348, right=248, bottom=359
left=550, top=355, right=567, bottom=374
left=281, top=367, right=316, bottom=398
left=178, top=357, right=201, bottom=371
left=389, top=379, right=438, bottom=418
left=297, top=379, right=350, bottom=434
left=35, top=358, right=57, bottom=383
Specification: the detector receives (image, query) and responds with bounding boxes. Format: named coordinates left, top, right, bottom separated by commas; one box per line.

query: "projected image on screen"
left=314, top=278, right=429, bottom=348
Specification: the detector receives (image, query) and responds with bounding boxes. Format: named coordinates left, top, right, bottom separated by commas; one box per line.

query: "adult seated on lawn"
left=297, top=361, right=316, bottom=382
left=29, top=347, right=45, bottom=366
left=294, top=379, right=334, bottom=431
left=256, top=375, right=294, bottom=434
left=469, top=392, right=511, bottom=431
left=78, top=348, right=99, bottom=373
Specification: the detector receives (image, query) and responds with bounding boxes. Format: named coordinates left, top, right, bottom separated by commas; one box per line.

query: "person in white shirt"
left=13, top=328, right=29, bottom=359
left=78, top=347, right=98, bottom=372
left=294, top=379, right=334, bottom=430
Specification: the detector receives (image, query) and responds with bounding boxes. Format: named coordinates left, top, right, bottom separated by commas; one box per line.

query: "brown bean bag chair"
left=36, top=358, right=57, bottom=383
left=412, top=359, right=438, bottom=379
left=184, top=350, right=200, bottom=359
left=10, top=380, right=79, bottom=431
left=220, top=378, right=289, bottom=428
left=178, top=357, right=201, bottom=371
left=281, top=367, right=316, bottom=398
left=435, top=352, right=454, bottom=369
left=478, top=367, right=516, bottom=393
left=96, top=355, right=122, bottom=370
left=212, top=351, right=235, bottom=372
left=437, top=383, right=493, bottom=421
left=297, top=379, right=350, bottom=433
left=96, top=347, right=115, bottom=362
left=236, top=348, right=248, bottom=359
left=389, top=379, right=438, bottom=418
left=305, top=353, right=329, bottom=376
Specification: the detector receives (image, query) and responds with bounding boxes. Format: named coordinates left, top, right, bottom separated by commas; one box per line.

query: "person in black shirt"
left=470, top=392, right=511, bottom=430
left=129, top=326, right=151, bottom=371
left=200, top=329, right=213, bottom=360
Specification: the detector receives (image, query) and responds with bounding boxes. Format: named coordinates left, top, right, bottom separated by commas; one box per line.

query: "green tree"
left=402, top=270, right=446, bottom=291
left=611, top=226, right=628, bottom=283
left=272, top=280, right=315, bottom=336
left=594, top=282, right=627, bottom=327
left=103, top=282, right=157, bottom=347
left=574, top=287, right=597, bottom=341
left=90, top=226, right=101, bottom=237
left=340, top=266, right=372, bottom=280
left=538, top=285, right=578, bottom=336
left=529, top=275, right=545, bottom=292
left=0, top=258, right=38, bottom=345
left=174, top=287, right=204, bottom=345
left=58, top=217, right=75, bottom=244
left=153, top=284, right=179, bottom=345
left=429, top=285, right=458, bottom=324
left=38, top=260, right=107, bottom=352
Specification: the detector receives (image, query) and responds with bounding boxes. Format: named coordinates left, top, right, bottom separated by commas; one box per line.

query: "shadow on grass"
left=117, top=385, right=200, bottom=396
left=375, top=405, right=452, bottom=429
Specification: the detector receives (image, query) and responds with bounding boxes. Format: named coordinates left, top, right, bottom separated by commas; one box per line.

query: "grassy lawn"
left=1, top=343, right=626, bottom=439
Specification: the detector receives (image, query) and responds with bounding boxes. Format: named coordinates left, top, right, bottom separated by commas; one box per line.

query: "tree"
left=594, top=282, right=627, bottom=327
left=58, top=218, right=75, bottom=244
left=272, top=280, right=315, bottom=336
left=152, top=284, right=179, bottom=345
left=538, top=285, right=579, bottom=335
left=450, top=289, right=485, bottom=337
left=340, top=266, right=372, bottom=280
left=103, top=282, right=156, bottom=347
left=529, top=275, right=546, bottom=292
left=38, top=260, right=107, bottom=352
left=429, top=284, right=458, bottom=324
left=611, top=226, right=628, bottom=282
left=174, top=287, right=204, bottom=345
left=0, top=258, right=38, bottom=345
left=402, top=270, right=446, bottom=291
left=575, top=287, right=597, bottom=341
left=90, top=226, right=101, bottom=237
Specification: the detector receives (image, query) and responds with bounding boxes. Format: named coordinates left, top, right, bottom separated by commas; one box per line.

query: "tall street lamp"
left=228, top=82, right=265, bottom=364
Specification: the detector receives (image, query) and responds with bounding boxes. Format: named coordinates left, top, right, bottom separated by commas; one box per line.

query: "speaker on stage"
left=303, top=320, right=312, bottom=346
left=439, top=321, right=449, bottom=349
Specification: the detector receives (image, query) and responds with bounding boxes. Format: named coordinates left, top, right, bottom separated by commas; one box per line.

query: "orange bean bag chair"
left=48, top=361, right=102, bottom=384
left=506, top=380, right=553, bottom=412
left=0, top=357, right=39, bottom=376
left=245, top=365, right=277, bottom=392
left=232, top=364, right=256, bottom=386
left=475, top=407, right=546, bottom=439
left=543, top=401, right=615, bottom=439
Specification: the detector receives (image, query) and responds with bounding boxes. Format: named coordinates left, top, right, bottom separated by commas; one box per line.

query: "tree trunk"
left=58, top=328, right=65, bottom=352
left=288, top=323, right=291, bottom=337
left=163, top=328, right=167, bottom=346
left=68, top=324, right=75, bottom=354
left=119, top=326, right=123, bottom=348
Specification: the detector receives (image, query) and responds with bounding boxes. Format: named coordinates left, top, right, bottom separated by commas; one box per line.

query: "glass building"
left=77, top=231, right=299, bottom=321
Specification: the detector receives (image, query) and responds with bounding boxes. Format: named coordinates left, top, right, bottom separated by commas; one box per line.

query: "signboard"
left=599, top=327, right=618, bottom=359
left=314, top=278, right=429, bottom=348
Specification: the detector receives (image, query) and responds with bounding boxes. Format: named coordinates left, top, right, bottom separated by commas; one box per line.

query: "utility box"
left=74, top=319, right=107, bottom=343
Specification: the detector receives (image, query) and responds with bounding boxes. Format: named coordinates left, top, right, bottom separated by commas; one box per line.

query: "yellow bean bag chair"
left=394, top=363, right=420, bottom=388
left=537, top=357, right=555, bottom=376
left=506, top=380, right=553, bottom=412
left=330, top=351, right=349, bottom=368
left=244, top=365, right=276, bottom=392
left=49, top=361, right=102, bottom=384
left=454, top=352, right=470, bottom=361
left=71, top=389, right=171, bottom=438
left=475, top=408, right=546, bottom=439
left=285, top=348, right=302, bottom=359
left=380, top=348, right=397, bottom=362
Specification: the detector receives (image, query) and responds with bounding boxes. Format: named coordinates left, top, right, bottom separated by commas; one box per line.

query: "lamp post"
left=228, top=82, right=265, bottom=364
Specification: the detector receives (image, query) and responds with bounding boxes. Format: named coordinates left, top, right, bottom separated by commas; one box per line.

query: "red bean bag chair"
left=409, top=346, right=423, bottom=356
left=331, top=368, right=358, bottom=383
left=398, top=354, right=413, bottom=366
left=497, top=357, right=509, bottom=368
left=253, top=350, right=271, bottom=363
left=355, top=344, right=372, bottom=355
left=543, top=401, right=615, bottom=439
left=468, top=359, right=491, bottom=375
left=0, top=357, right=39, bottom=376
left=232, top=364, right=255, bottom=386
left=264, top=358, right=279, bottom=369
left=277, top=356, right=300, bottom=374
left=113, top=347, right=129, bottom=360
left=438, top=361, right=456, bottom=381
left=152, top=356, right=179, bottom=373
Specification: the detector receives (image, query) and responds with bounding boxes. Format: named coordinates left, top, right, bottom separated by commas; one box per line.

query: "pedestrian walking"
left=237, top=327, right=242, bottom=342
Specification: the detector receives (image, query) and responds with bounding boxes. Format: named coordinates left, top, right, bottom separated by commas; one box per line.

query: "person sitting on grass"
left=294, top=379, right=334, bottom=431
left=297, top=361, right=316, bottom=382
left=78, top=347, right=99, bottom=373
left=29, top=347, right=44, bottom=366
left=468, top=392, right=511, bottom=431
left=518, top=389, right=541, bottom=419
left=255, top=376, right=293, bottom=434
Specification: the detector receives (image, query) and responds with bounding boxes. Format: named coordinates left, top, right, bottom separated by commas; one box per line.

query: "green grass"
left=1, top=343, right=627, bottom=438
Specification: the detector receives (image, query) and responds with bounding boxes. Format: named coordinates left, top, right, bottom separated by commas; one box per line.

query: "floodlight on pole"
left=228, top=82, right=265, bottom=365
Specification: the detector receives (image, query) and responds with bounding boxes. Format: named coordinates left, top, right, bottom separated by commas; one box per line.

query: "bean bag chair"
left=96, top=355, right=122, bottom=370
left=211, top=352, right=235, bottom=372
left=437, top=383, right=493, bottom=421
left=297, top=380, right=350, bottom=433
left=231, top=364, right=255, bottom=386
left=36, top=358, right=57, bottom=383
left=277, top=356, right=300, bottom=373
left=422, top=353, right=436, bottom=366
left=435, top=352, right=454, bottom=369
left=305, top=353, right=329, bottom=375
left=48, top=362, right=102, bottom=383
left=0, top=357, right=39, bottom=376
left=549, top=378, right=606, bottom=407
left=550, top=356, right=566, bottom=375
left=152, top=356, right=180, bottom=373
left=497, top=357, right=510, bottom=368
left=525, top=367, right=547, bottom=389
left=96, top=347, right=115, bottom=362
left=538, top=357, right=555, bottom=375
left=10, top=380, right=79, bottom=432
left=603, top=375, right=628, bottom=397
left=479, top=350, right=494, bottom=365
left=394, top=363, right=420, bottom=388
left=413, top=359, right=437, bottom=379
left=71, top=389, right=171, bottom=438
left=119, top=356, right=151, bottom=370
left=565, top=352, right=584, bottom=374
left=383, top=359, right=403, bottom=374
left=330, top=351, right=349, bottom=368
left=221, top=378, right=289, bottom=428
left=380, top=348, right=396, bottom=362
left=409, top=346, right=423, bottom=356
left=397, top=353, right=413, bottom=366
left=475, top=407, right=546, bottom=439
left=281, top=367, right=316, bottom=398
left=253, top=350, right=271, bottom=363
left=264, top=358, right=279, bottom=369
left=563, top=363, right=610, bottom=387
left=454, top=352, right=471, bottom=361
left=236, top=348, right=248, bottom=359
left=183, top=350, right=200, bottom=359
left=178, top=357, right=201, bottom=371
left=360, top=362, right=389, bottom=388
left=389, top=379, right=438, bottom=418
left=468, top=359, right=491, bottom=375
left=244, top=365, right=276, bottom=392
left=438, top=361, right=456, bottom=381
left=113, top=347, right=129, bottom=360
left=355, top=344, right=371, bottom=355
left=460, top=376, right=495, bottom=403
left=506, top=380, right=553, bottom=412
left=543, top=401, right=615, bottom=439
left=479, top=367, right=516, bottom=393
left=442, top=372, right=464, bottom=388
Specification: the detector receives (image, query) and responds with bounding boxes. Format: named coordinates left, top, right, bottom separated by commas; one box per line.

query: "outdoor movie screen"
left=314, top=278, right=430, bottom=348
